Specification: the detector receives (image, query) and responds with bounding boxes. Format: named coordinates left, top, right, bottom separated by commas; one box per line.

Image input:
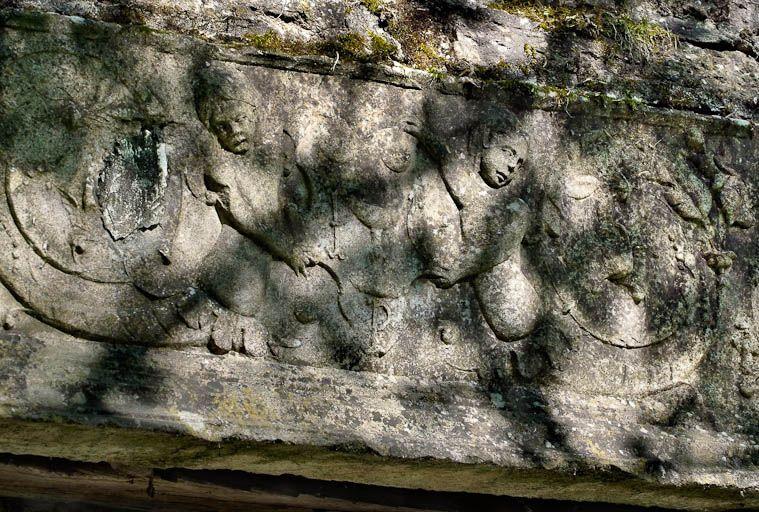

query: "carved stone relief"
left=0, top=26, right=757, bottom=414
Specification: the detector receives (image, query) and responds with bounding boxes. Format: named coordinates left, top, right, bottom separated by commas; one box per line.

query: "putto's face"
left=479, top=133, right=525, bottom=189
left=209, top=100, right=251, bottom=154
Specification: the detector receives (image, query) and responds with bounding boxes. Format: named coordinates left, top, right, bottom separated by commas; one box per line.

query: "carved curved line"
left=0, top=173, right=206, bottom=346
left=1, top=50, right=144, bottom=285
left=0, top=210, right=120, bottom=343
left=5, top=169, right=136, bottom=285
left=316, top=261, right=343, bottom=292
left=566, top=309, right=676, bottom=350
left=336, top=292, right=354, bottom=327
left=372, top=303, right=391, bottom=332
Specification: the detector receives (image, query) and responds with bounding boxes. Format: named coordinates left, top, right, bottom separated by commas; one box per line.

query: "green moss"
left=360, top=0, right=384, bottom=15
left=240, top=29, right=398, bottom=63
left=487, top=2, right=677, bottom=59
left=487, top=1, right=600, bottom=32
left=418, top=43, right=445, bottom=64
left=603, top=14, right=678, bottom=59
left=317, top=32, right=368, bottom=61
left=335, top=32, right=367, bottom=57
left=473, top=60, right=514, bottom=80
left=425, top=67, right=448, bottom=81
left=402, top=41, right=446, bottom=71
left=383, top=1, right=451, bottom=70
left=243, top=30, right=287, bottom=51
left=368, top=31, right=396, bottom=61
left=539, top=84, right=582, bottom=109
left=316, top=31, right=396, bottom=62
left=383, top=8, right=447, bottom=68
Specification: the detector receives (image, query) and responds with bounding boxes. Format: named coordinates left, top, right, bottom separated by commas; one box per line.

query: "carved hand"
left=404, top=121, right=449, bottom=164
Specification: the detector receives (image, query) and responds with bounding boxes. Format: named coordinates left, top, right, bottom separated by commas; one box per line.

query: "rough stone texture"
left=7, top=0, right=759, bottom=118
left=0, top=335, right=758, bottom=510
left=451, top=11, right=547, bottom=67
left=0, top=3, right=757, bottom=510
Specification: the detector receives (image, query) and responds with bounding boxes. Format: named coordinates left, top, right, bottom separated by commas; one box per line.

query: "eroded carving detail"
left=98, top=129, right=168, bottom=241
left=0, top=49, right=756, bottom=404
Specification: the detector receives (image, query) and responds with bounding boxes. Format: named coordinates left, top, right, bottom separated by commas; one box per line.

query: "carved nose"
left=606, top=253, right=645, bottom=303
left=606, top=253, right=634, bottom=282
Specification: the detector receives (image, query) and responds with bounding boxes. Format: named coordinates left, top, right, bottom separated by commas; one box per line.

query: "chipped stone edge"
left=1, top=9, right=755, bottom=139
left=0, top=334, right=756, bottom=510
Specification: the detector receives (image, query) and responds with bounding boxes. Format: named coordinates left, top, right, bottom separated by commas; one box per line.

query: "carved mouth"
left=496, top=163, right=520, bottom=186
left=425, top=268, right=455, bottom=288
left=480, top=165, right=515, bottom=189
left=230, top=136, right=249, bottom=154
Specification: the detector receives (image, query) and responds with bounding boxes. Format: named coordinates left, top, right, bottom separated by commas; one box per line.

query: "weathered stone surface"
left=0, top=4, right=757, bottom=510
left=452, top=11, right=547, bottom=68
left=0, top=334, right=757, bottom=510
left=9, top=0, right=759, bottom=118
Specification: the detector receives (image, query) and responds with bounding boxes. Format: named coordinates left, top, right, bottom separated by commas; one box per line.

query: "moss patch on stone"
left=487, top=1, right=677, bottom=59
left=243, top=30, right=292, bottom=52
left=360, top=0, right=385, bottom=16
left=320, top=31, right=396, bottom=61
left=416, top=42, right=447, bottom=69
left=488, top=1, right=598, bottom=32
left=384, top=1, right=452, bottom=70
left=605, top=14, right=678, bottom=59
left=368, top=31, right=396, bottom=61
left=241, top=29, right=397, bottom=62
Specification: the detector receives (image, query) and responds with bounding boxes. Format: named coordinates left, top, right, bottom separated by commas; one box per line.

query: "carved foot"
left=209, top=310, right=271, bottom=357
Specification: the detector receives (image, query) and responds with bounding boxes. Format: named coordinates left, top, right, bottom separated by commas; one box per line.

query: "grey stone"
left=98, top=129, right=168, bottom=240
left=0, top=6, right=757, bottom=510
left=452, top=11, right=547, bottom=69
left=0, top=333, right=757, bottom=510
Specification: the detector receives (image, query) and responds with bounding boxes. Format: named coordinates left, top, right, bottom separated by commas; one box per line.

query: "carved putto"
left=0, top=54, right=756, bottom=402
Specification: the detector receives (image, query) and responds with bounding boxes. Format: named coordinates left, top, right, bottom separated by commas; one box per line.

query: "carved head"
left=540, top=162, right=709, bottom=348
left=194, top=64, right=254, bottom=155
left=466, top=108, right=528, bottom=190
left=207, top=100, right=251, bottom=155
left=479, top=130, right=528, bottom=189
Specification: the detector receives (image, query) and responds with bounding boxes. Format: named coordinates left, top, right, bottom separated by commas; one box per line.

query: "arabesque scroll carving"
left=0, top=53, right=756, bottom=402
